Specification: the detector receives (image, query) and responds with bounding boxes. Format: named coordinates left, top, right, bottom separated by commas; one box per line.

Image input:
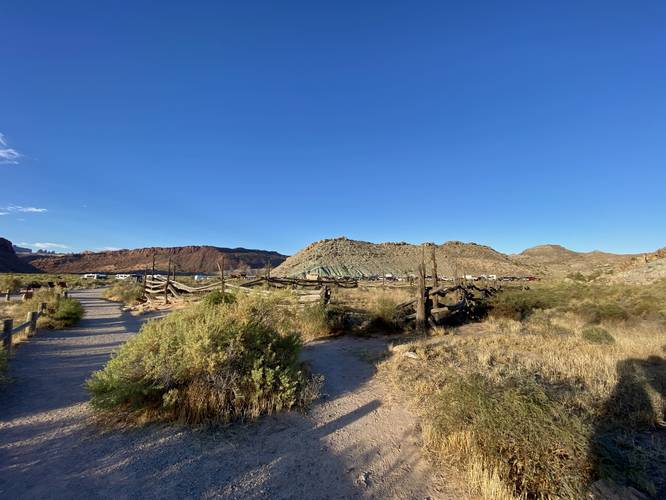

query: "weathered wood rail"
left=142, top=274, right=345, bottom=305
left=237, top=276, right=358, bottom=289
left=2, top=302, right=48, bottom=356
left=397, top=282, right=499, bottom=329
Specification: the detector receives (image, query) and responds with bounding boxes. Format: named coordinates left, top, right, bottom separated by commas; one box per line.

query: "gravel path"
left=0, top=290, right=451, bottom=499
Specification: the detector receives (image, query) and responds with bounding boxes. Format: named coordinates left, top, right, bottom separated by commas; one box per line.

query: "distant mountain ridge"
left=0, top=238, right=38, bottom=273
left=20, top=245, right=287, bottom=274
left=512, top=243, right=636, bottom=277
left=2, top=235, right=663, bottom=279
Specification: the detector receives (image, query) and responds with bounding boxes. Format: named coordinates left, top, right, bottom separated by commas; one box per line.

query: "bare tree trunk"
left=416, top=262, right=426, bottom=333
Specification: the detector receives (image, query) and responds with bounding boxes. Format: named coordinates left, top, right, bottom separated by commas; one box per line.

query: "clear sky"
left=2, top=1, right=665, bottom=256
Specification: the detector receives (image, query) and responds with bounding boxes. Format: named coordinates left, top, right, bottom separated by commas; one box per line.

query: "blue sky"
left=2, top=1, right=665, bottom=256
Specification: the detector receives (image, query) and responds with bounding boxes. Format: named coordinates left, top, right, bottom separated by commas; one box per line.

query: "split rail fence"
left=2, top=302, right=48, bottom=356
left=142, top=272, right=357, bottom=306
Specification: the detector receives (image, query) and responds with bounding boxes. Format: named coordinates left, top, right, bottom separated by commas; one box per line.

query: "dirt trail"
left=0, top=289, right=450, bottom=499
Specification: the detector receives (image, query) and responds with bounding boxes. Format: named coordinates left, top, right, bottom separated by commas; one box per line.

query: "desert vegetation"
left=0, top=287, right=84, bottom=335
left=87, top=292, right=318, bottom=424
left=0, top=272, right=105, bottom=292
left=102, top=280, right=144, bottom=306
left=380, top=279, right=666, bottom=498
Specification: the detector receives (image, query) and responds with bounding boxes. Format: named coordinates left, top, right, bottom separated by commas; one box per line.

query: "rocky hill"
left=273, top=237, right=536, bottom=278
left=609, top=258, right=666, bottom=284
left=21, top=245, right=287, bottom=274
left=0, top=238, right=38, bottom=273
left=510, top=244, right=635, bottom=277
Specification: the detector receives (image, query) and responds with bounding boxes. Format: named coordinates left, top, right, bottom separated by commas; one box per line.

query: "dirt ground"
left=0, top=289, right=454, bottom=499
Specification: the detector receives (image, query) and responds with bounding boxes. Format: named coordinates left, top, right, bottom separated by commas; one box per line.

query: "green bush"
left=53, top=298, right=85, bottom=326
left=491, top=281, right=666, bottom=323
left=87, top=294, right=315, bottom=424
left=431, top=372, right=591, bottom=498
left=577, top=303, right=628, bottom=324
left=582, top=326, right=615, bottom=345
left=0, top=275, right=22, bottom=293
left=202, top=290, right=235, bottom=307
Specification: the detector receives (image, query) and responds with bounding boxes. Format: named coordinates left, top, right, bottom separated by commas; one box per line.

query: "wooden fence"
left=396, top=259, right=500, bottom=330
left=1, top=302, right=48, bottom=356
left=142, top=274, right=350, bottom=305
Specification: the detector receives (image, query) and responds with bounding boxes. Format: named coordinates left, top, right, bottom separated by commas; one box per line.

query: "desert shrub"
left=202, top=290, right=235, bottom=307
left=491, top=281, right=666, bottom=324
left=103, top=280, right=144, bottom=306
left=0, top=275, right=22, bottom=293
left=295, top=303, right=345, bottom=340
left=428, top=373, right=591, bottom=498
left=52, top=298, right=85, bottom=326
left=568, top=272, right=588, bottom=282
left=577, top=303, right=628, bottom=324
left=582, top=326, right=615, bottom=345
left=489, top=286, right=568, bottom=320
left=87, top=294, right=315, bottom=424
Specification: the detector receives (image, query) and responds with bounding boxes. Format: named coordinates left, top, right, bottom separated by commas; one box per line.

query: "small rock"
left=357, top=471, right=371, bottom=487
left=403, top=351, right=418, bottom=359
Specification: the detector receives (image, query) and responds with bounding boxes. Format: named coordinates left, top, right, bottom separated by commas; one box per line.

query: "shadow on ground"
left=590, top=349, right=666, bottom=497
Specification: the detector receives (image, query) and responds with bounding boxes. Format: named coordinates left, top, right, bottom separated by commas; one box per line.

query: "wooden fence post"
left=431, top=246, right=439, bottom=308
left=416, top=262, right=426, bottom=332
left=217, top=256, right=225, bottom=293
left=164, top=260, right=171, bottom=305
left=27, top=311, right=38, bottom=337
left=2, top=319, right=13, bottom=356
left=4, top=290, right=9, bottom=301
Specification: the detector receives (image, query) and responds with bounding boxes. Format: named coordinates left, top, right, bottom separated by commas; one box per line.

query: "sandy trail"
left=0, top=289, right=449, bottom=499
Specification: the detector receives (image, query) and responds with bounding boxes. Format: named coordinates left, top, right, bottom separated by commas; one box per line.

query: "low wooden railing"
left=1, top=302, right=48, bottom=356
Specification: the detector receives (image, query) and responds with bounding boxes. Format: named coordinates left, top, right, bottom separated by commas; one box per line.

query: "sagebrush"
left=87, top=293, right=316, bottom=424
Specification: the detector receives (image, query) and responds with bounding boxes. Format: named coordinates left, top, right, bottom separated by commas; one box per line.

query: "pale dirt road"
left=0, top=289, right=452, bottom=499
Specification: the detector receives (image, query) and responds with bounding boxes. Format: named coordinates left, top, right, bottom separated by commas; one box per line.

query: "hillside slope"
left=0, top=238, right=38, bottom=273
left=274, top=237, right=535, bottom=278
left=511, top=244, right=634, bottom=277
left=21, top=246, right=287, bottom=274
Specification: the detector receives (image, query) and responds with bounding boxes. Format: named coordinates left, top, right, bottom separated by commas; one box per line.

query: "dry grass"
left=332, top=286, right=412, bottom=334
left=102, top=280, right=144, bottom=306
left=380, top=281, right=666, bottom=498
left=0, top=289, right=84, bottom=347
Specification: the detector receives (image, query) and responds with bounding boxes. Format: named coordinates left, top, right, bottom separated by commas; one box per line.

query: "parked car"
left=83, top=273, right=107, bottom=280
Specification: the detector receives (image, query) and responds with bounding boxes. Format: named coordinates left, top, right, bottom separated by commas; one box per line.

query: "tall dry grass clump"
left=381, top=280, right=666, bottom=498
left=103, top=280, right=144, bottom=306
left=87, top=293, right=316, bottom=424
